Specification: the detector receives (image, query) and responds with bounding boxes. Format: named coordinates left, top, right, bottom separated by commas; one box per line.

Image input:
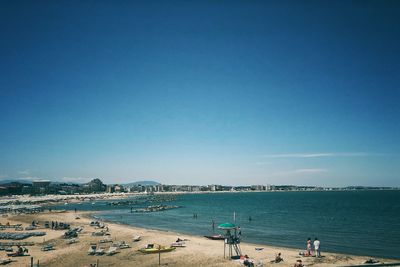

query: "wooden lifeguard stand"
left=218, top=223, right=242, bottom=259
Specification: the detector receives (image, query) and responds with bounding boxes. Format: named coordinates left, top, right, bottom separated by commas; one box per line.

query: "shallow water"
left=51, top=190, right=400, bottom=259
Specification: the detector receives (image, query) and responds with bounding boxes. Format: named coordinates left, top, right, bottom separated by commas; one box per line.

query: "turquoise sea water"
left=51, top=191, right=400, bottom=259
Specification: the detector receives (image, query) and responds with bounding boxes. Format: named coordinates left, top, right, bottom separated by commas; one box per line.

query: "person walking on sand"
left=313, top=237, right=321, bottom=257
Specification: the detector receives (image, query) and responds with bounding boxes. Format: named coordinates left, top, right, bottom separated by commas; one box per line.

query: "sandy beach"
left=0, top=211, right=397, bottom=267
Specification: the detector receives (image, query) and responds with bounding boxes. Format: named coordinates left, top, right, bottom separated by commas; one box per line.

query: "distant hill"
left=123, top=181, right=160, bottom=186
left=0, top=178, right=33, bottom=185
left=0, top=178, right=81, bottom=185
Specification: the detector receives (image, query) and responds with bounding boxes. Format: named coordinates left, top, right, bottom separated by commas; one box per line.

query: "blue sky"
left=0, top=0, right=399, bottom=186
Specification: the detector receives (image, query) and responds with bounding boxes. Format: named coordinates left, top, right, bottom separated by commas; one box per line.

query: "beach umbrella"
left=218, top=223, right=236, bottom=230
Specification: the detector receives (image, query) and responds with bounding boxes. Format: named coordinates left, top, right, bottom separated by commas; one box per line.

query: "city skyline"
left=1, top=1, right=399, bottom=187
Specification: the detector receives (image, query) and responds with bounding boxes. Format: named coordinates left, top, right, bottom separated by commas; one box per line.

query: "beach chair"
left=132, top=235, right=141, bottom=242
left=41, top=244, right=54, bottom=251
left=87, top=245, right=96, bottom=255
left=106, top=246, right=119, bottom=256
left=0, top=258, right=12, bottom=265
left=99, top=237, right=113, bottom=243
left=112, top=241, right=130, bottom=249
left=95, top=247, right=105, bottom=255
left=7, top=251, right=30, bottom=257
left=171, top=241, right=186, bottom=247
left=66, top=238, right=78, bottom=245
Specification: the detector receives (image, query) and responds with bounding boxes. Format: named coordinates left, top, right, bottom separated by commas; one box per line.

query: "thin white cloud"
left=274, top=168, right=328, bottom=176
left=18, top=176, right=42, bottom=180
left=294, top=168, right=328, bottom=173
left=18, top=170, right=30, bottom=175
left=60, top=177, right=91, bottom=183
left=252, top=162, right=272, bottom=165
left=262, top=152, right=380, bottom=158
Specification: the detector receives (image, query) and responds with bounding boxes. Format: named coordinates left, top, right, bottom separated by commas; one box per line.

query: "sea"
left=50, top=190, right=400, bottom=259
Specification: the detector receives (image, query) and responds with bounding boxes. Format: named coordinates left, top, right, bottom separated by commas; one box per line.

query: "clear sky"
left=0, top=0, right=399, bottom=186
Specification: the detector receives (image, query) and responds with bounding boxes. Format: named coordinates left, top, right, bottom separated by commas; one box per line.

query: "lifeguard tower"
left=218, top=223, right=242, bottom=259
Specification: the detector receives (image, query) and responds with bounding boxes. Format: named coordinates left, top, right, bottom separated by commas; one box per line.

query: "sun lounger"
left=41, top=244, right=54, bottom=251
left=0, top=242, right=34, bottom=247
left=67, top=238, right=78, bottom=245
left=0, top=258, right=12, bottom=265
left=106, top=246, right=119, bottom=256
left=87, top=245, right=96, bottom=255
left=133, top=235, right=141, bottom=242
left=171, top=241, right=186, bottom=247
left=99, top=237, right=113, bottom=243
left=92, top=230, right=109, bottom=236
left=95, top=247, right=105, bottom=255
left=112, top=241, right=130, bottom=249
left=6, top=252, right=30, bottom=257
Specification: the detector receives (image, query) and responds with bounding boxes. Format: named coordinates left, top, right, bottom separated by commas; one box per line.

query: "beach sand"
left=0, top=211, right=396, bottom=267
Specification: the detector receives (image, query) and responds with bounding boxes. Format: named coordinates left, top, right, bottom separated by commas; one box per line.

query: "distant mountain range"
left=122, top=181, right=160, bottom=186
left=0, top=178, right=34, bottom=184
left=0, top=178, right=161, bottom=186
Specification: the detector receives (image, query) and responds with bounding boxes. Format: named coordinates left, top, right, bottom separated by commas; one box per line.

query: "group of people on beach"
left=304, top=237, right=321, bottom=257
left=269, top=252, right=306, bottom=267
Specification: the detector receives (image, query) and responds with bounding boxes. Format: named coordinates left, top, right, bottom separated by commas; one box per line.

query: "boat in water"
left=139, top=244, right=175, bottom=254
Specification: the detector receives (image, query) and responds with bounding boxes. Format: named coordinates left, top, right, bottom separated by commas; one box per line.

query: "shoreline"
left=0, top=211, right=398, bottom=267
left=83, top=211, right=400, bottom=262
left=2, top=188, right=399, bottom=204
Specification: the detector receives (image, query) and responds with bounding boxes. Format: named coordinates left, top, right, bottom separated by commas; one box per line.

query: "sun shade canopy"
left=218, top=223, right=236, bottom=230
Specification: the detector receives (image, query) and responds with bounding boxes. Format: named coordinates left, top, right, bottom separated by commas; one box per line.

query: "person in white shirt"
left=313, top=237, right=321, bottom=257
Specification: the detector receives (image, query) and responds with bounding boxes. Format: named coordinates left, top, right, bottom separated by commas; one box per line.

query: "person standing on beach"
left=306, top=238, right=312, bottom=256
left=313, top=237, right=321, bottom=257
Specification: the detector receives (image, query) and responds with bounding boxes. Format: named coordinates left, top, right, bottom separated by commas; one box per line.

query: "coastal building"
left=32, top=180, right=51, bottom=188
left=209, top=184, right=222, bottom=191
left=251, top=185, right=266, bottom=191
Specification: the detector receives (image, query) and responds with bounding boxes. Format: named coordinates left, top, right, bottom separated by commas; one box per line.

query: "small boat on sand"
left=204, top=234, right=225, bottom=240
left=139, top=244, right=175, bottom=254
